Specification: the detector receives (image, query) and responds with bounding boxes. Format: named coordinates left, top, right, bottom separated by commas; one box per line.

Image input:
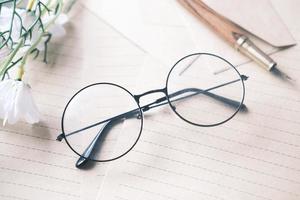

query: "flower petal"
left=14, top=82, right=40, bottom=124
left=0, top=80, right=40, bottom=125
left=48, top=24, right=66, bottom=39
left=0, top=80, right=13, bottom=123
left=0, top=80, right=18, bottom=125
left=56, top=14, right=69, bottom=25
left=15, top=82, right=40, bottom=124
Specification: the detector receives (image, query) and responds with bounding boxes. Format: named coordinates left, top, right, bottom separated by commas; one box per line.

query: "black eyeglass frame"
left=59, top=52, right=246, bottom=164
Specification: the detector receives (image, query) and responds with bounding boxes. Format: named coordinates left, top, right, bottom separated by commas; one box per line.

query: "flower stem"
left=16, top=63, right=25, bottom=81
left=20, top=0, right=63, bottom=67
left=26, top=0, right=36, bottom=11
left=0, top=37, right=25, bottom=78
left=0, top=0, right=16, bottom=49
left=0, top=0, right=64, bottom=80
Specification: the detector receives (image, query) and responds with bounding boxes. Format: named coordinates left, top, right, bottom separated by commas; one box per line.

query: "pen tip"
left=271, top=67, right=295, bottom=82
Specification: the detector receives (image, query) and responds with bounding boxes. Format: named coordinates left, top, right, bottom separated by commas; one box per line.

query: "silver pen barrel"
left=234, top=34, right=276, bottom=71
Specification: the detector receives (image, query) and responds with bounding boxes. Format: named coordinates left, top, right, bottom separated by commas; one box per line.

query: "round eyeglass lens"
left=61, top=83, right=143, bottom=162
left=166, top=53, right=245, bottom=127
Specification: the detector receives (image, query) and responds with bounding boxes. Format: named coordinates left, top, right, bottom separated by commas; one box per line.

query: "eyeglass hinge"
left=142, top=106, right=150, bottom=112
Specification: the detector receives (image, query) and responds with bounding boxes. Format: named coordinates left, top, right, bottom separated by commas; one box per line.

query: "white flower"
left=33, top=14, right=69, bottom=51
left=0, top=79, right=40, bottom=125
left=0, top=5, right=68, bottom=51
left=45, top=14, right=69, bottom=39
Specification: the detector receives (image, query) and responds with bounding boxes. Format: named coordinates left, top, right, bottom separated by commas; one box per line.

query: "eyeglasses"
left=57, top=53, right=247, bottom=168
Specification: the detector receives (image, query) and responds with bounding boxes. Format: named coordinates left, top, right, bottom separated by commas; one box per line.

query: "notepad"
left=0, top=3, right=146, bottom=200
left=95, top=1, right=300, bottom=198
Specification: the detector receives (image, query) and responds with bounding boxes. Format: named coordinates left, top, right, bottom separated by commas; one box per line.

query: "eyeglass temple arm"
left=75, top=121, right=110, bottom=168
left=56, top=108, right=140, bottom=141
left=75, top=117, right=129, bottom=168
left=146, top=75, right=248, bottom=111
left=56, top=75, right=248, bottom=141
left=145, top=87, right=246, bottom=112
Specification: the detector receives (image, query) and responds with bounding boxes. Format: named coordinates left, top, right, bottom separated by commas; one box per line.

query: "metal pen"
left=179, top=0, right=291, bottom=78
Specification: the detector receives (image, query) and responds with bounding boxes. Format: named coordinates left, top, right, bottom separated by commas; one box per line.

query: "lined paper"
left=0, top=3, right=145, bottom=200
left=96, top=2, right=300, bottom=198
left=97, top=56, right=300, bottom=200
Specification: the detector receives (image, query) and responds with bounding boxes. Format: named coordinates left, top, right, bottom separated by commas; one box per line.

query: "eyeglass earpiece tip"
left=76, top=157, right=89, bottom=168
left=56, top=133, right=64, bottom=141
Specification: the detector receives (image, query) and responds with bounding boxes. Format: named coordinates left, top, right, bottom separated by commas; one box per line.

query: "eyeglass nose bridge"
left=133, top=87, right=167, bottom=104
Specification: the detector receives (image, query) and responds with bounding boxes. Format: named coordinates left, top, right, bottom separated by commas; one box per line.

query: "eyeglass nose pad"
left=136, top=114, right=142, bottom=119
